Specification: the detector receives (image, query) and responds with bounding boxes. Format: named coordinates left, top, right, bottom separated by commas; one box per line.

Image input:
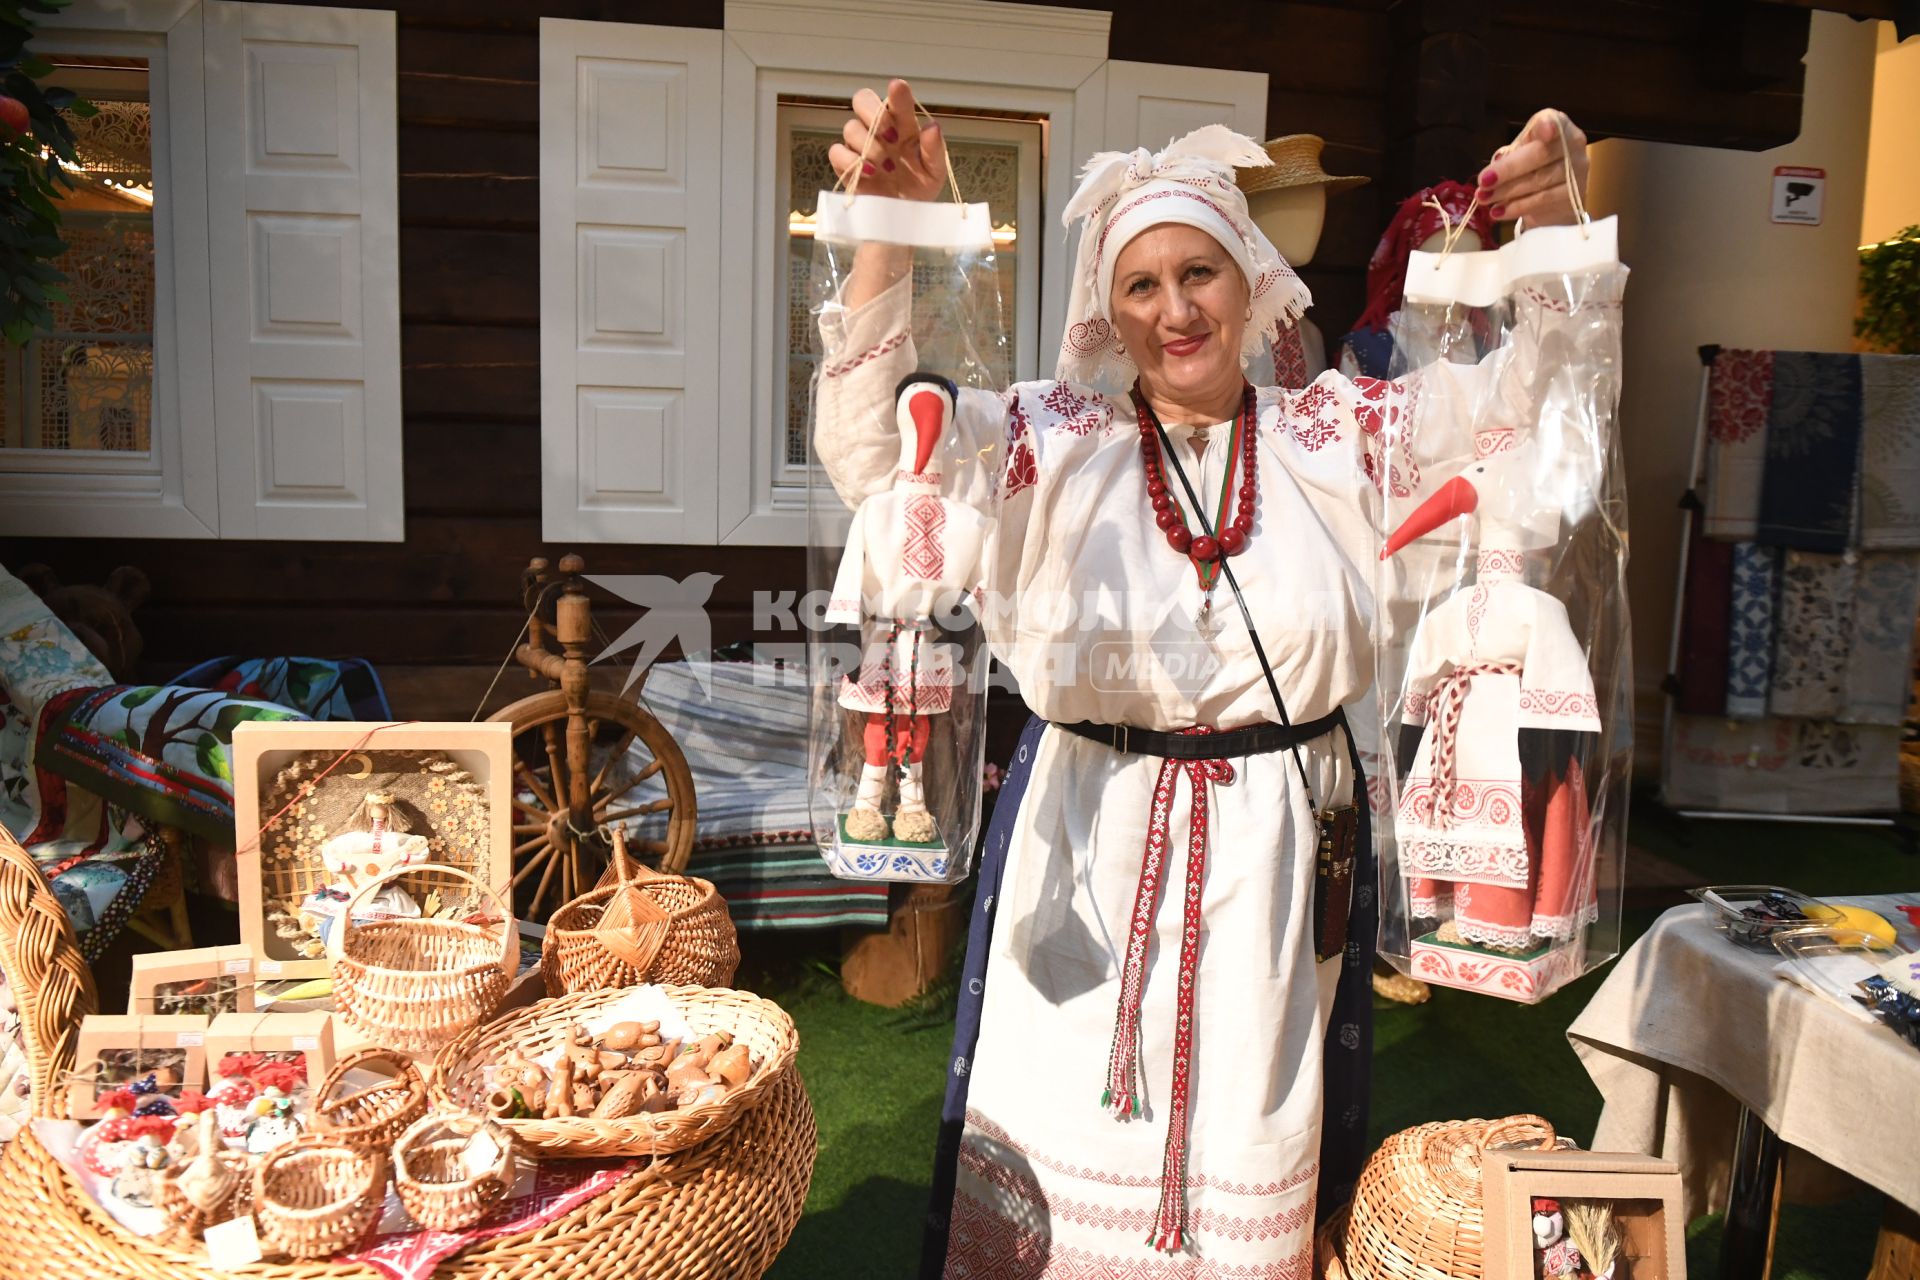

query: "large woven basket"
left=311, top=1048, right=428, bottom=1155
left=1341, top=1114, right=1561, bottom=1280
left=431, top=985, right=798, bottom=1158
left=0, top=824, right=817, bottom=1279
left=330, top=864, right=517, bottom=1054
left=543, top=833, right=738, bottom=996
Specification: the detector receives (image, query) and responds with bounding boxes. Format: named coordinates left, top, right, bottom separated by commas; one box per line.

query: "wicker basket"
left=1342, top=1114, right=1560, bottom=1280
left=0, top=822, right=819, bottom=1279
left=312, top=1048, right=428, bottom=1154
left=330, top=864, right=517, bottom=1055
left=152, top=1113, right=251, bottom=1238
left=252, top=1135, right=388, bottom=1261
left=391, top=1111, right=515, bottom=1232
left=543, top=830, right=738, bottom=996
left=432, top=985, right=798, bottom=1158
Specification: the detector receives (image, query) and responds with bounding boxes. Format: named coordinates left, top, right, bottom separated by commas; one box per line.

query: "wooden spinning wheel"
left=489, top=555, right=697, bottom=919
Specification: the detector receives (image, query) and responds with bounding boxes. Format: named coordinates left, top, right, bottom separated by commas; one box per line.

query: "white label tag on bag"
left=204, top=1214, right=263, bottom=1268
left=511, top=1154, right=537, bottom=1199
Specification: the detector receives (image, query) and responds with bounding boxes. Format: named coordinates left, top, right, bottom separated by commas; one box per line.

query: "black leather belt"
left=1054, top=709, right=1346, bottom=761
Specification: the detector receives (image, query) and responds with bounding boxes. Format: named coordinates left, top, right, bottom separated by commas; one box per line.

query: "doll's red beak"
left=1381, top=475, right=1478, bottom=559
left=909, top=389, right=946, bottom=475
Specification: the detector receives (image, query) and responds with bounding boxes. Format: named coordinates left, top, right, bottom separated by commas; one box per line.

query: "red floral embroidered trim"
left=1516, top=689, right=1600, bottom=720
left=822, top=331, right=909, bottom=379
left=966, top=1110, right=1316, bottom=1198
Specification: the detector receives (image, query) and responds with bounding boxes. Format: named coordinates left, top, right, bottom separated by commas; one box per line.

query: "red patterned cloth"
left=344, top=1159, right=639, bottom=1280
left=1355, top=182, right=1491, bottom=334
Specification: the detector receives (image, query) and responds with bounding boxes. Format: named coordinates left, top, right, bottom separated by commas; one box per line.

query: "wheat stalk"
left=1565, top=1200, right=1620, bottom=1275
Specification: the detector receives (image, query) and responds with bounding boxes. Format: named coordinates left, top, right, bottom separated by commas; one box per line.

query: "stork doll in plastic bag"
left=825, top=375, right=991, bottom=852
left=1375, top=202, right=1632, bottom=1004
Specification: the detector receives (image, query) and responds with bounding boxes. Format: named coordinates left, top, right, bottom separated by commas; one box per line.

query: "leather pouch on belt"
left=1313, top=804, right=1359, bottom=962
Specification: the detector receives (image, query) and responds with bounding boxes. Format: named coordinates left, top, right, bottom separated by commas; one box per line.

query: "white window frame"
left=9, top=0, right=401, bottom=541
left=770, top=102, right=1043, bottom=497
left=716, top=0, right=1112, bottom=546
left=6, top=0, right=218, bottom=538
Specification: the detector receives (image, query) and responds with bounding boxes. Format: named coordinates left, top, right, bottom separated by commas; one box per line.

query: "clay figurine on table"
left=1382, top=434, right=1602, bottom=955
left=825, top=373, right=992, bottom=846
left=302, top=789, right=431, bottom=938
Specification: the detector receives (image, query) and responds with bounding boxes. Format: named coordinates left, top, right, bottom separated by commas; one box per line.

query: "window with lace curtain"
left=0, top=58, right=154, bottom=454
left=775, top=102, right=1043, bottom=490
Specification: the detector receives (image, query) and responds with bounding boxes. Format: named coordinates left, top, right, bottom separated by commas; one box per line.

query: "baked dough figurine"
left=303, top=789, right=432, bottom=938
left=825, top=374, right=991, bottom=846
left=1382, top=435, right=1602, bottom=955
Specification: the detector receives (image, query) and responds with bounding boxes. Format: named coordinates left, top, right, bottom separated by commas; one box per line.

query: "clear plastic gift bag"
left=1371, top=213, right=1632, bottom=1002
left=803, top=180, right=1010, bottom=882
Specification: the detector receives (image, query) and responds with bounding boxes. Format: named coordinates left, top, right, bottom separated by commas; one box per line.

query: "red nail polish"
left=862, top=162, right=877, bottom=176
left=882, top=158, right=895, bottom=172
left=883, top=127, right=899, bottom=144
left=1490, top=204, right=1506, bottom=219
left=1479, top=167, right=1498, bottom=187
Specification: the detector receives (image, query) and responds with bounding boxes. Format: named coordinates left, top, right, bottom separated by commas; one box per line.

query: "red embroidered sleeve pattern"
left=821, top=330, right=909, bottom=379
left=1003, top=397, right=1038, bottom=500
left=1352, top=375, right=1418, bottom=497
left=1041, top=384, right=1112, bottom=437
left=1279, top=383, right=1343, bottom=453
left=1515, top=689, right=1601, bottom=720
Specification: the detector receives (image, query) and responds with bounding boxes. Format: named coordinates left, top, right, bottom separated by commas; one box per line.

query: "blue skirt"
left=919, top=713, right=1378, bottom=1276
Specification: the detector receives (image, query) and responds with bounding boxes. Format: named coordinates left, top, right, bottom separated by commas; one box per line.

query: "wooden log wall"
left=0, top=0, right=1811, bottom=721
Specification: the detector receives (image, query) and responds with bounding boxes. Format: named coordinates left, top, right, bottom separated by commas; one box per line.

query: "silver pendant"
left=1195, top=598, right=1223, bottom=639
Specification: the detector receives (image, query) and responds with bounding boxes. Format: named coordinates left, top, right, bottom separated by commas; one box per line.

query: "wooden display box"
left=129, top=944, right=256, bottom=1016
left=233, top=721, right=514, bottom=981
left=67, top=1014, right=209, bottom=1119
left=1482, top=1149, right=1687, bottom=1280
left=205, top=1011, right=337, bottom=1096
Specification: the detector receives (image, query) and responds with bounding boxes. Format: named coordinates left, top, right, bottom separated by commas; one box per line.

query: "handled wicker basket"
left=152, top=1112, right=251, bottom=1238
left=1340, top=1114, right=1562, bottom=1280
left=391, top=1111, right=515, bottom=1231
left=542, top=829, right=738, bottom=996
left=431, top=985, right=798, bottom=1158
left=252, top=1135, right=388, bottom=1260
left=0, top=822, right=818, bottom=1280
left=329, top=863, right=517, bottom=1054
left=312, top=1048, right=429, bottom=1154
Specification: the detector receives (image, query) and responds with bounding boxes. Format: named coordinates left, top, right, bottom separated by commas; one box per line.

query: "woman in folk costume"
left=814, top=80, right=1590, bottom=1278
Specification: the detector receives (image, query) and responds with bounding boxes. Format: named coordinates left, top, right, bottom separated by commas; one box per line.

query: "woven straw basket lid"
left=1340, top=1114, right=1560, bottom=1280
left=1235, top=134, right=1369, bottom=197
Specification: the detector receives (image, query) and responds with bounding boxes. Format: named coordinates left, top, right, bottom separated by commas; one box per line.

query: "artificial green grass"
left=756, top=794, right=1916, bottom=1278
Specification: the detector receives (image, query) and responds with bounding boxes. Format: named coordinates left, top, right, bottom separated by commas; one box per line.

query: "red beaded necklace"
left=1133, top=381, right=1258, bottom=597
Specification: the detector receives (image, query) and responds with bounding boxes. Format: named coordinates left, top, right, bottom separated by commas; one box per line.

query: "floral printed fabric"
left=171, top=655, right=393, bottom=722
left=1725, top=543, right=1778, bottom=719
left=1703, top=349, right=1774, bottom=541
left=1769, top=551, right=1855, bottom=719
left=1858, top=354, right=1920, bottom=550
left=1663, top=715, right=1900, bottom=814
left=1842, top=552, right=1920, bottom=725
left=0, top=569, right=112, bottom=723
left=1758, top=352, right=1864, bottom=553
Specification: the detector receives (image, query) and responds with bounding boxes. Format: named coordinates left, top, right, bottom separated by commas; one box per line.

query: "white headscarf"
left=1056, top=125, right=1313, bottom=392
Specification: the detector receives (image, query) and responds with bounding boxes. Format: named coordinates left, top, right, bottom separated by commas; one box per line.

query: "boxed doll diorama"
left=231, top=721, right=514, bottom=981
left=1482, top=1149, right=1687, bottom=1280
left=67, top=1014, right=209, bottom=1121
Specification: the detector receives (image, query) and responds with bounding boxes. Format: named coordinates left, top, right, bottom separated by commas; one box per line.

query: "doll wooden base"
left=828, top=812, right=954, bottom=883
left=1408, top=929, right=1583, bottom=1004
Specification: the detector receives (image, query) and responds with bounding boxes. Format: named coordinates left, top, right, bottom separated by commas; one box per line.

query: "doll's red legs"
left=846, top=713, right=935, bottom=842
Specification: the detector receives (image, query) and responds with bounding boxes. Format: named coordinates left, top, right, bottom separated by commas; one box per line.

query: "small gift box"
left=204, top=1011, right=337, bottom=1154
left=1482, top=1149, right=1687, bottom=1280
left=67, top=1014, right=210, bottom=1120
left=129, top=944, right=256, bottom=1016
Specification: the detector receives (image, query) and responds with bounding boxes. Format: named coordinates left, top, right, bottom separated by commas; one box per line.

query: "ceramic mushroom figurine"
left=1382, top=437, right=1602, bottom=956
left=824, top=374, right=992, bottom=847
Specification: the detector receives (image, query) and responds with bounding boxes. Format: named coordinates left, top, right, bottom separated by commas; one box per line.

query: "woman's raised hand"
left=1476, top=109, right=1591, bottom=227
left=828, top=78, right=948, bottom=202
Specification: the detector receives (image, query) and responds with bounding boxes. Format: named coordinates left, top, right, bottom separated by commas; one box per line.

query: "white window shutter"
left=539, top=18, right=723, bottom=544
left=203, top=0, right=401, bottom=541
left=1102, top=61, right=1268, bottom=153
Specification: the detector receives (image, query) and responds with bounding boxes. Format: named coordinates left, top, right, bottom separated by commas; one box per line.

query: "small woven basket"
left=392, top=1111, right=516, bottom=1232
left=252, top=1135, right=388, bottom=1260
left=1342, top=1114, right=1561, bottom=1280
left=431, top=984, right=798, bottom=1158
left=312, top=1047, right=429, bottom=1154
left=330, top=864, right=517, bottom=1055
left=543, top=829, right=738, bottom=996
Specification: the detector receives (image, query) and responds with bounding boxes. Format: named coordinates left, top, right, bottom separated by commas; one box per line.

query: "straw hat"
left=1236, top=134, right=1369, bottom=197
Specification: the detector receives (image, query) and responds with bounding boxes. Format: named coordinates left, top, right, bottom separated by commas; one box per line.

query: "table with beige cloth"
left=1567, top=895, right=1920, bottom=1272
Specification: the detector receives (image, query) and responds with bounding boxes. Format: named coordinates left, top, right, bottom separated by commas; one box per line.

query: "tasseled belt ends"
left=1100, top=727, right=1233, bottom=1255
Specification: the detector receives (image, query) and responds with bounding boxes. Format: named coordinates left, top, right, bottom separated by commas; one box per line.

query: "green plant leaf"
left=196, top=732, right=233, bottom=782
